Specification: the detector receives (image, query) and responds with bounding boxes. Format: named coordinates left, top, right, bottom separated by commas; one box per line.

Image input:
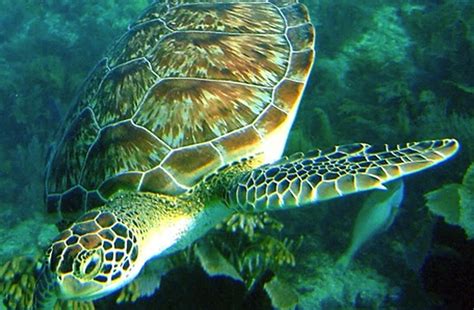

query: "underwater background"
left=0, top=0, right=472, bottom=309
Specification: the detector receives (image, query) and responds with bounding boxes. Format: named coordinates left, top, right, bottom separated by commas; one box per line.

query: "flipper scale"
left=229, top=139, right=459, bottom=211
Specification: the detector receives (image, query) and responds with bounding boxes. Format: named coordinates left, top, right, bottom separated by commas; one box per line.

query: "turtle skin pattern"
left=230, top=139, right=459, bottom=211
left=45, top=0, right=315, bottom=218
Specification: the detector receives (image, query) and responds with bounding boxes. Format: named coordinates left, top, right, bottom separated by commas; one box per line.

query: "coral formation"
left=0, top=256, right=94, bottom=310
left=0, top=257, right=36, bottom=310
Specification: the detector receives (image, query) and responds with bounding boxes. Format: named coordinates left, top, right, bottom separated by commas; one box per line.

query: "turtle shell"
left=45, top=0, right=315, bottom=216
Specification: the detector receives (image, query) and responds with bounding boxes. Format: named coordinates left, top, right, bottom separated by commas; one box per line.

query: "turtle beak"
left=59, top=274, right=103, bottom=300
left=33, top=265, right=59, bottom=310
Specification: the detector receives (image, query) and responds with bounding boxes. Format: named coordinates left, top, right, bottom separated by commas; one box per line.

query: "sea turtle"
left=34, top=0, right=459, bottom=308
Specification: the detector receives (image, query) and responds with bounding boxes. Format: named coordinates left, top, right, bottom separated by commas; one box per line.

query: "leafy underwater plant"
left=425, top=162, right=474, bottom=239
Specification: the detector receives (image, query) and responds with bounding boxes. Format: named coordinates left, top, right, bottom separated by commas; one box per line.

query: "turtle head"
left=34, top=210, right=142, bottom=306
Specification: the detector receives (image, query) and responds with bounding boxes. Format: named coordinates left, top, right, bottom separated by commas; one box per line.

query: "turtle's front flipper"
left=228, top=139, right=459, bottom=212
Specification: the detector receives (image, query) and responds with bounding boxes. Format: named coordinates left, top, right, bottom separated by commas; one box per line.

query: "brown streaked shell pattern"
left=46, top=0, right=315, bottom=216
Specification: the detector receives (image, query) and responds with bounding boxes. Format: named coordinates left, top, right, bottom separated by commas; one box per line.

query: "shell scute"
left=81, top=121, right=169, bottom=190
left=134, top=79, right=271, bottom=147
left=98, top=173, right=143, bottom=199
left=66, top=59, right=108, bottom=124
left=131, top=3, right=170, bottom=29
left=93, top=59, right=157, bottom=127
left=268, top=0, right=298, bottom=8
left=46, top=0, right=315, bottom=216
left=280, top=4, right=310, bottom=27
left=47, top=109, right=99, bottom=194
left=287, top=23, right=315, bottom=51
left=254, top=105, right=288, bottom=136
left=273, top=79, right=305, bottom=113
left=108, top=20, right=171, bottom=67
left=169, top=0, right=266, bottom=6
left=166, top=3, right=285, bottom=33
left=150, top=32, right=289, bottom=86
left=287, top=49, right=314, bottom=82
left=141, top=167, right=186, bottom=195
left=161, top=144, right=223, bottom=187
left=212, top=126, right=262, bottom=163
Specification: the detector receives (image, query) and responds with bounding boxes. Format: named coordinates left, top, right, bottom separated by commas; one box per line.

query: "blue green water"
left=0, top=0, right=472, bottom=309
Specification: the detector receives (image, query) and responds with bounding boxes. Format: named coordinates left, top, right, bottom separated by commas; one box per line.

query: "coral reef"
left=295, top=253, right=400, bottom=309
left=0, top=257, right=36, bottom=310
left=214, top=212, right=301, bottom=288
left=0, top=256, right=94, bottom=310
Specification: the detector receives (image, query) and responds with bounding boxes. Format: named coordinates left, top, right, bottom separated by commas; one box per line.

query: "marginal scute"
left=66, top=59, right=108, bottom=124
left=287, top=23, right=315, bottom=51
left=166, top=3, right=285, bottom=34
left=47, top=109, right=99, bottom=194
left=81, top=121, right=169, bottom=190
left=61, top=187, right=87, bottom=215
left=254, top=105, right=288, bottom=136
left=212, top=127, right=262, bottom=163
left=131, top=2, right=169, bottom=27
left=273, top=79, right=305, bottom=113
left=287, top=49, right=314, bottom=82
left=162, top=144, right=222, bottom=187
left=280, top=4, right=310, bottom=27
left=86, top=192, right=106, bottom=210
left=141, top=166, right=187, bottom=195
left=268, top=0, right=298, bottom=7
left=93, top=59, right=158, bottom=127
left=108, top=20, right=171, bottom=67
left=99, top=172, right=143, bottom=199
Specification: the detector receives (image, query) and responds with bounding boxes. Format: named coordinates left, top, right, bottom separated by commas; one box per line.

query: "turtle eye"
left=77, top=250, right=103, bottom=278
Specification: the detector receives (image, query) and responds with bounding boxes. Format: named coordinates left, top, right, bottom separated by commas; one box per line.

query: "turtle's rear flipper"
left=228, top=139, right=459, bottom=212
